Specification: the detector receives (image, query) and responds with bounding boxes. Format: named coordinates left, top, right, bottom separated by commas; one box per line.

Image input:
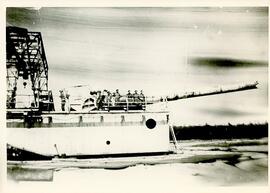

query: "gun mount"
left=6, top=26, right=258, bottom=114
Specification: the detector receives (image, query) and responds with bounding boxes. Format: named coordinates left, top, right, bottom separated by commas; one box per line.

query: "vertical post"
left=100, top=115, right=104, bottom=123
left=107, top=99, right=110, bottom=112
left=141, top=115, right=146, bottom=124
left=121, top=115, right=125, bottom=124
left=126, top=98, right=129, bottom=112
left=48, top=116, right=53, bottom=125
left=79, top=115, right=83, bottom=125
left=29, top=95, right=31, bottom=108
left=36, top=91, right=39, bottom=109
left=144, top=96, right=147, bottom=111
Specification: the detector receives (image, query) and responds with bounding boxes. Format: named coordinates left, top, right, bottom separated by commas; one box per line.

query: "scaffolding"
left=6, top=26, right=53, bottom=111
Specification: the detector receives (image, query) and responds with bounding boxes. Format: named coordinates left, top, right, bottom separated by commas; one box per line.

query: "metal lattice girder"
left=27, top=31, right=49, bottom=94
left=6, top=26, right=49, bottom=108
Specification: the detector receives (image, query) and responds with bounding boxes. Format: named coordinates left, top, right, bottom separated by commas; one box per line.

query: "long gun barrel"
left=60, top=81, right=259, bottom=111
left=164, top=81, right=259, bottom=102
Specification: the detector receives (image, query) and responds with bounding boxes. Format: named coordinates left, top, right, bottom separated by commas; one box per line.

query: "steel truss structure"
left=6, top=26, right=52, bottom=110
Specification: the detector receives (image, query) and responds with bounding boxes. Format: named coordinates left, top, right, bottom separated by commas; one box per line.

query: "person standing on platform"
left=65, top=90, right=70, bottom=112
left=59, top=90, right=66, bottom=111
left=133, top=90, right=140, bottom=103
left=127, top=90, right=133, bottom=103
left=111, top=92, right=116, bottom=106
left=96, top=90, right=104, bottom=110
left=139, top=90, right=145, bottom=103
left=115, top=89, right=121, bottom=103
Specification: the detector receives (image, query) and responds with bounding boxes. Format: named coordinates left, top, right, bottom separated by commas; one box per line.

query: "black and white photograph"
left=4, top=6, right=269, bottom=193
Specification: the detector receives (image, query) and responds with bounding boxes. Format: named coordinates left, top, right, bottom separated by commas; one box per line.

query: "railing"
left=80, top=95, right=164, bottom=112
left=7, top=94, right=165, bottom=112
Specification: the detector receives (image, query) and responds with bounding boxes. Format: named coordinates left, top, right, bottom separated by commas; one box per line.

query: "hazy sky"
left=6, top=7, right=268, bottom=125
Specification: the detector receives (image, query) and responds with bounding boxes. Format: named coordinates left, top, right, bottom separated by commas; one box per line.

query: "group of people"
left=89, top=89, right=146, bottom=110
left=59, top=88, right=146, bottom=111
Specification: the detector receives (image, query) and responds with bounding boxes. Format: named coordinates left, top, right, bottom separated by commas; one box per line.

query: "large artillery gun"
left=6, top=26, right=260, bottom=160
left=6, top=26, right=259, bottom=117
left=62, top=81, right=258, bottom=112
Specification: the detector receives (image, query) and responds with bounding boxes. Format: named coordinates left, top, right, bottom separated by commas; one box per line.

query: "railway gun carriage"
left=6, top=26, right=258, bottom=160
